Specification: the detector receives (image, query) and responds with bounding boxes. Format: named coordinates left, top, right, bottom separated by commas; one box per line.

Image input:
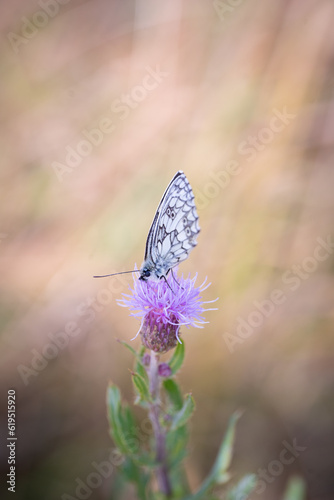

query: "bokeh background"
left=1, top=0, right=334, bottom=499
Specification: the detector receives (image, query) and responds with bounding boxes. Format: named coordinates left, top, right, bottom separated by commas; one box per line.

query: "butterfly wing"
left=143, top=171, right=200, bottom=278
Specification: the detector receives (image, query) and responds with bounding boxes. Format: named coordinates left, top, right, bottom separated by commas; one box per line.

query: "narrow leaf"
left=121, top=457, right=150, bottom=500
left=107, top=384, right=155, bottom=464
left=169, top=340, right=185, bottom=375
left=283, top=477, right=306, bottom=500
left=163, top=378, right=183, bottom=412
left=132, top=372, right=151, bottom=403
left=122, top=404, right=137, bottom=434
left=135, top=358, right=149, bottom=384
left=132, top=452, right=157, bottom=468
left=212, top=411, right=241, bottom=482
left=118, top=341, right=149, bottom=384
left=171, top=394, right=195, bottom=431
left=169, top=464, right=191, bottom=497
left=227, top=474, right=257, bottom=500
left=120, top=405, right=140, bottom=454
left=106, top=383, right=132, bottom=454
left=118, top=339, right=138, bottom=357
left=166, top=425, right=189, bottom=467
left=183, top=411, right=241, bottom=500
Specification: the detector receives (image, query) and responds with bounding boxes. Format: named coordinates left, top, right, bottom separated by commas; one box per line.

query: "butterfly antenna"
left=93, top=270, right=140, bottom=278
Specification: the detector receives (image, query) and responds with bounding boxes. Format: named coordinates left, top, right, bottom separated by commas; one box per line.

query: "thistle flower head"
left=118, top=270, right=218, bottom=353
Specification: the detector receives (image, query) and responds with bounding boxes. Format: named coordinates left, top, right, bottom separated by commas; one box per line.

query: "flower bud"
left=158, top=363, right=172, bottom=377
left=141, top=353, right=151, bottom=366
left=140, top=311, right=179, bottom=354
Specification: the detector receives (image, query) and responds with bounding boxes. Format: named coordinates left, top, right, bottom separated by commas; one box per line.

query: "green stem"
left=148, top=351, right=172, bottom=497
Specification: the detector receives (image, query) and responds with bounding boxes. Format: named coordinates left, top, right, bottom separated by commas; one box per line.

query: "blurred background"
left=1, top=0, right=334, bottom=499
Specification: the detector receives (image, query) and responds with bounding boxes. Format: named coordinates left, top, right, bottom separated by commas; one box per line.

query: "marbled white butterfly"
left=94, top=171, right=200, bottom=283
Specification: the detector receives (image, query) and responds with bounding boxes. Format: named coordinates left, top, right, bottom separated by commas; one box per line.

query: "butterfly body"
left=139, top=171, right=200, bottom=282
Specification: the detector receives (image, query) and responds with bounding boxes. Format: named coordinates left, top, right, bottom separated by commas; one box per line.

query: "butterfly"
left=94, top=171, right=200, bottom=283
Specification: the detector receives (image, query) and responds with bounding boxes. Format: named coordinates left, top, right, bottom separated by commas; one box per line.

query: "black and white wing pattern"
left=139, top=171, right=200, bottom=281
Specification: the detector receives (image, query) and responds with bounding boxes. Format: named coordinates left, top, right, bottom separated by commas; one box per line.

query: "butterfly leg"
left=162, top=275, right=175, bottom=294
left=171, top=269, right=184, bottom=289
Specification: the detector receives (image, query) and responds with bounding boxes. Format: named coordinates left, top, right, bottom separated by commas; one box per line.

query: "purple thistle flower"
left=118, top=270, right=218, bottom=353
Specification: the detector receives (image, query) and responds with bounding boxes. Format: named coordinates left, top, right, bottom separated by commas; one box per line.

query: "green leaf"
left=119, top=405, right=141, bottom=455
left=211, top=411, right=241, bottom=483
left=166, top=425, right=189, bottom=467
left=135, top=358, right=149, bottom=384
left=107, top=382, right=122, bottom=412
left=119, top=341, right=148, bottom=382
left=122, top=404, right=136, bottom=431
left=132, top=372, right=151, bottom=403
left=149, top=494, right=167, bottom=500
left=121, top=457, right=150, bottom=500
left=106, top=384, right=127, bottom=453
left=171, top=394, right=195, bottom=431
left=227, top=474, right=257, bottom=500
left=132, top=452, right=157, bottom=468
left=169, top=340, right=185, bottom=375
left=183, top=411, right=241, bottom=500
left=106, top=384, right=137, bottom=456
left=169, top=463, right=191, bottom=497
left=283, top=477, right=306, bottom=500
left=163, top=378, right=183, bottom=412
left=109, top=472, right=127, bottom=500
left=118, top=339, right=138, bottom=357
left=107, top=384, right=156, bottom=466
